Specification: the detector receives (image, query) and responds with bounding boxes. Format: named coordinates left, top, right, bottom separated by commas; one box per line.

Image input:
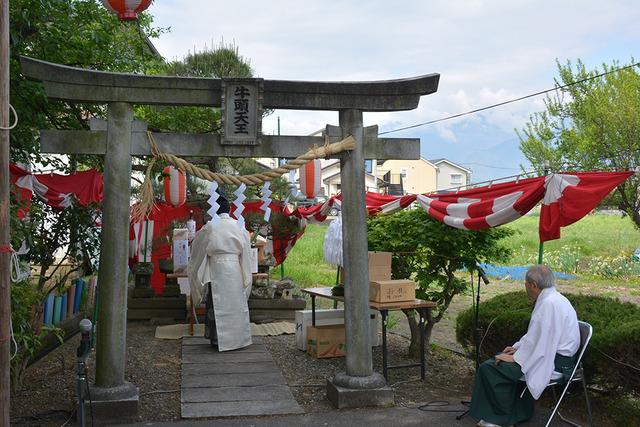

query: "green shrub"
left=368, top=209, right=513, bottom=357
left=456, top=291, right=640, bottom=394
left=10, top=280, right=64, bottom=391
left=607, top=394, right=640, bottom=427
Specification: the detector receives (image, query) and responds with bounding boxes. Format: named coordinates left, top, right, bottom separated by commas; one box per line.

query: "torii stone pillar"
left=20, top=56, right=439, bottom=416
left=327, top=109, right=390, bottom=405
left=91, top=102, right=138, bottom=408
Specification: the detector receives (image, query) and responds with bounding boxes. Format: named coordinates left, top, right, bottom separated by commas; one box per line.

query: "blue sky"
left=149, top=0, right=639, bottom=183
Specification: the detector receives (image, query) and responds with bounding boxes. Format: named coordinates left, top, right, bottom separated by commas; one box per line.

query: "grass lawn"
left=276, top=214, right=640, bottom=289
left=504, top=214, right=640, bottom=261
left=272, top=223, right=337, bottom=288
left=275, top=214, right=640, bottom=346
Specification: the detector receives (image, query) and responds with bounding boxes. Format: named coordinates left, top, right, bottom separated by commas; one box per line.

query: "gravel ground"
left=11, top=322, right=181, bottom=426
left=263, top=332, right=476, bottom=412
left=11, top=321, right=613, bottom=426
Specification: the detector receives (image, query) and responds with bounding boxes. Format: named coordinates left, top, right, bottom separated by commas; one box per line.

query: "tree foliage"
left=135, top=42, right=289, bottom=203
left=10, top=0, right=165, bottom=166
left=8, top=0, right=164, bottom=388
left=135, top=43, right=253, bottom=135
left=368, top=209, right=513, bottom=356
left=518, top=59, right=640, bottom=225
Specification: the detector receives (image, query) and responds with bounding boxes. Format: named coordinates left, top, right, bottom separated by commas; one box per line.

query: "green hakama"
left=469, top=354, right=576, bottom=426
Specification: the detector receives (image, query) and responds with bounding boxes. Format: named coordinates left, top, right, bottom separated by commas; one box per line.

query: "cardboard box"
left=295, top=309, right=380, bottom=350
left=369, top=279, right=416, bottom=303
left=340, top=251, right=392, bottom=284
left=307, top=324, right=346, bottom=358
left=368, top=251, right=392, bottom=282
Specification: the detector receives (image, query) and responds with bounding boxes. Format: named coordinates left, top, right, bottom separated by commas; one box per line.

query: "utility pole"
left=0, top=0, right=11, bottom=424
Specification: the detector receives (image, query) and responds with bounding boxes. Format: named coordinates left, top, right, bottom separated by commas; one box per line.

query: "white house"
left=321, top=159, right=380, bottom=196
left=428, top=158, right=472, bottom=191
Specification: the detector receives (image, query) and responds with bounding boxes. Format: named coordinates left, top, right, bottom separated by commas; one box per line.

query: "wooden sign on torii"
left=21, top=56, right=439, bottom=414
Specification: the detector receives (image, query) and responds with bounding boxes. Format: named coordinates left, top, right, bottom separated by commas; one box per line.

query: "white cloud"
left=147, top=1, right=640, bottom=178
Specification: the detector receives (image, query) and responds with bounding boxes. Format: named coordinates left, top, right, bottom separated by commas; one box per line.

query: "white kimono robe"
left=323, top=214, right=343, bottom=266
left=513, top=287, right=580, bottom=399
left=188, top=214, right=253, bottom=351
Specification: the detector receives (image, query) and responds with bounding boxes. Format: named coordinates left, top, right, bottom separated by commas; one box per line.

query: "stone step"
left=181, top=399, right=303, bottom=418
left=127, top=308, right=186, bottom=320
left=249, top=309, right=299, bottom=321
left=248, top=298, right=306, bottom=310
left=127, top=296, right=186, bottom=309
left=181, top=384, right=293, bottom=403
left=181, top=371, right=287, bottom=388
left=180, top=335, right=302, bottom=419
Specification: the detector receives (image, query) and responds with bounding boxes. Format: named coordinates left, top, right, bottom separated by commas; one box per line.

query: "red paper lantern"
left=299, top=159, right=322, bottom=199
left=101, top=0, right=153, bottom=21
left=163, top=166, right=186, bottom=207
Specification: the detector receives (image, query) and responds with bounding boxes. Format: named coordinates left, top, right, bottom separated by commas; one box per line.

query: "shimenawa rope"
left=133, top=131, right=355, bottom=220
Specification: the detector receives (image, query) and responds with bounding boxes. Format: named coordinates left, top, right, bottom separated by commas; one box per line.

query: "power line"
left=379, top=61, right=640, bottom=136
left=459, top=162, right=523, bottom=171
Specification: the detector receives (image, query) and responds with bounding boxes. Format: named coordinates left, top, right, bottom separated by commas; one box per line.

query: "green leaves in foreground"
left=367, top=209, right=514, bottom=321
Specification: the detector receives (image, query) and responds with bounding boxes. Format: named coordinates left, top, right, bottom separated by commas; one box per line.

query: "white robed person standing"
left=188, top=194, right=253, bottom=351
left=470, top=264, right=580, bottom=427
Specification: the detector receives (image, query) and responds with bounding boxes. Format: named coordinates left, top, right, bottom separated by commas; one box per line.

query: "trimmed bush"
left=456, top=291, right=640, bottom=394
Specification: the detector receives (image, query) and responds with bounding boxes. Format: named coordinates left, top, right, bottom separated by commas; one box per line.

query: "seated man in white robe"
left=188, top=194, right=253, bottom=351
left=470, top=264, right=580, bottom=427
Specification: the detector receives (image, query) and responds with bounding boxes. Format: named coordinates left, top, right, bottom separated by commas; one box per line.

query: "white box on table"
left=295, top=308, right=380, bottom=351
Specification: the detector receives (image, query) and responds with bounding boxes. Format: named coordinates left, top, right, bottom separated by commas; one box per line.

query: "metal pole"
left=537, top=241, right=544, bottom=265
left=538, top=161, right=551, bottom=264
left=419, top=308, right=426, bottom=380
left=381, top=310, right=388, bottom=380
left=339, top=109, right=372, bottom=377
left=278, top=116, right=284, bottom=279
left=0, top=0, right=11, bottom=423
left=95, top=102, right=133, bottom=388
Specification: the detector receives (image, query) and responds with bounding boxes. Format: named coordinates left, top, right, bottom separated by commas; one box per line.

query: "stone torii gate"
left=21, top=56, right=439, bottom=415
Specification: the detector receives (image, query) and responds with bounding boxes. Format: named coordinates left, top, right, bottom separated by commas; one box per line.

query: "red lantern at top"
left=298, top=159, right=322, bottom=199
left=163, top=166, right=187, bottom=207
left=102, top=0, right=153, bottom=21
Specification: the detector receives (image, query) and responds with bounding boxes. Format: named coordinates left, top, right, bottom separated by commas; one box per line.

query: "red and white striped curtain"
left=10, top=164, right=103, bottom=211
left=283, top=171, right=633, bottom=242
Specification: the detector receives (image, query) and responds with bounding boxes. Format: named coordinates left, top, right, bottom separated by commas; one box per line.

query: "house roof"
left=428, top=158, right=472, bottom=174
left=323, top=170, right=378, bottom=183
left=380, top=157, right=437, bottom=168
left=321, top=159, right=340, bottom=170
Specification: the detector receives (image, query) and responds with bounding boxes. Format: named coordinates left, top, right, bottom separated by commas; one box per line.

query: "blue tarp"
left=479, top=263, right=576, bottom=281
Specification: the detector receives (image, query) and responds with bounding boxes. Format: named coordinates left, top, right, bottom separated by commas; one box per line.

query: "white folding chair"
left=521, top=320, right=593, bottom=427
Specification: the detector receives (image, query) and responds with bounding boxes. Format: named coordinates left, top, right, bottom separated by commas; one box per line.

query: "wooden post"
left=95, top=102, right=134, bottom=388
left=0, top=0, right=11, bottom=423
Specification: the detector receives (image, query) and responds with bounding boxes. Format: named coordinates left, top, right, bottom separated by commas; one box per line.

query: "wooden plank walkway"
left=181, top=336, right=304, bottom=419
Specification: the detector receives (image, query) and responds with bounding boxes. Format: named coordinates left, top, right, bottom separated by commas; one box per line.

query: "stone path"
left=180, top=335, right=304, bottom=419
